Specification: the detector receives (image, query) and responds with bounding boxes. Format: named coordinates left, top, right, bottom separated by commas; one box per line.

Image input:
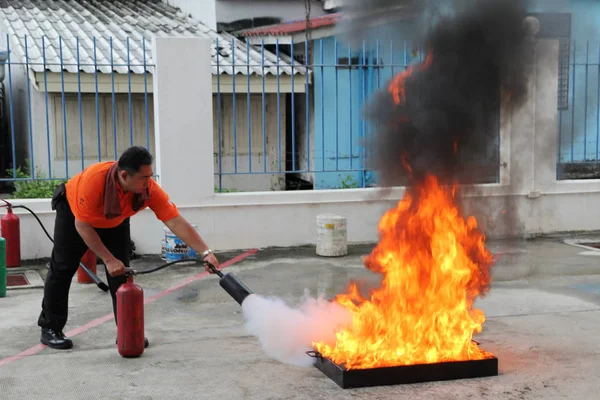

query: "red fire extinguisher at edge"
left=0, top=199, right=21, bottom=268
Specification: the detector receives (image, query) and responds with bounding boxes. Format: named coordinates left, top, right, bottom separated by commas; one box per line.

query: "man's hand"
left=203, top=252, right=220, bottom=273
left=106, top=258, right=126, bottom=276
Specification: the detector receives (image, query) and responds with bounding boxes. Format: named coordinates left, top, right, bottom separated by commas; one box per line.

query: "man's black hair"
left=118, top=146, right=153, bottom=176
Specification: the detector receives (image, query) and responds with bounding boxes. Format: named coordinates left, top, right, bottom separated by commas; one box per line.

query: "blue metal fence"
left=0, top=33, right=153, bottom=197
left=0, top=33, right=509, bottom=197
left=212, top=37, right=501, bottom=192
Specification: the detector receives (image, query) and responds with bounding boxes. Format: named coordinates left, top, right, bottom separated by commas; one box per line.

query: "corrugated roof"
left=0, top=0, right=306, bottom=76
left=238, top=13, right=341, bottom=37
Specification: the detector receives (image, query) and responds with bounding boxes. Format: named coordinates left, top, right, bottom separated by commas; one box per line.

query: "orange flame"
left=389, top=51, right=433, bottom=106
left=313, top=175, right=494, bottom=370
left=401, top=151, right=413, bottom=177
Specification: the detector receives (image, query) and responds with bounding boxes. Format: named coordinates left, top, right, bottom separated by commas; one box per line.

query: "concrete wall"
left=9, top=37, right=600, bottom=262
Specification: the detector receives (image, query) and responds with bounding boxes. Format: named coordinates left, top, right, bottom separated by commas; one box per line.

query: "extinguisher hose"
left=126, top=258, right=198, bottom=275
left=11, top=205, right=55, bottom=243
left=12, top=204, right=204, bottom=277
left=9, top=204, right=111, bottom=292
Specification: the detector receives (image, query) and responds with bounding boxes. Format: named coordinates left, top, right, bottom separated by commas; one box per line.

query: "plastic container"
left=316, top=214, right=348, bottom=257
left=164, top=226, right=197, bottom=265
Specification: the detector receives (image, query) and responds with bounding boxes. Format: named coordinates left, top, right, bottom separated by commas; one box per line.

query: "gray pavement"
left=1, top=236, right=600, bottom=399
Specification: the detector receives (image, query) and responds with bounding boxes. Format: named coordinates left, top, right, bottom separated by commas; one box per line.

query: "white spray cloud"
left=241, top=290, right=353, bottom=367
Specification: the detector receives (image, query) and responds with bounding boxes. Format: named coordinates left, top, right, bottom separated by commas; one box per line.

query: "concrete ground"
left=2, top=236, right=600, bottom=399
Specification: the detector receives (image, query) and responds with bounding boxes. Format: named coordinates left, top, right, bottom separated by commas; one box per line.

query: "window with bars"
left=336, top=55, right=384, bottom=69
left=558, top=39, right=570, bottom=110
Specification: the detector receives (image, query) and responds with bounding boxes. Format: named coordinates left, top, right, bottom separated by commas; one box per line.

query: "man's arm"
left=74, top=219, right=126, bottom=275
left=74, top=220, right=115, bottom=262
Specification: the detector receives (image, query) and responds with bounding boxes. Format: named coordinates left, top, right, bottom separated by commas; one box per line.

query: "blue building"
left=238, top=1, right=599, bottom=187
left=239, top=10, right=430, bottom=189
left=310, top=15, right=426, bottom=189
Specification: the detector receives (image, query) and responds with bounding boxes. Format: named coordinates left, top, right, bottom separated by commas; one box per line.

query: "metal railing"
left=0, top=33, right=153, bottom=197
left=212, top=38, right=501, bottom=192
left=0, top=33, right=506, bottom=197
left=557, top=40, right=600, bottom=180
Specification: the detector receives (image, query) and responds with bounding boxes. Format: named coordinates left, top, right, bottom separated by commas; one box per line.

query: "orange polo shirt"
left=65, top=161, right=179, bottom=229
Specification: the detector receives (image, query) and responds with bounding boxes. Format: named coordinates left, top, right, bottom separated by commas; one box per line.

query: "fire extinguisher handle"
left=204, top=261, right=223, bottom=277
left=124, top=268, right=138, bottom=276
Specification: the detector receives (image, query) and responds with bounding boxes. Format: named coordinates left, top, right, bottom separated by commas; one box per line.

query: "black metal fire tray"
left=307, top=350, right=498, bottom=389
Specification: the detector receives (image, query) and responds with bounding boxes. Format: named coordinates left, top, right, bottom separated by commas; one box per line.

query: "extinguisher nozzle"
left=203, top=262, right=253, bottom=305
left=218, top=273, right=253, bottom=306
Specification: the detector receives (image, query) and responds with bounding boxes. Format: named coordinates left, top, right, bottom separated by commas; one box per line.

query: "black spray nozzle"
left=204, top=261, right=253, bottom=306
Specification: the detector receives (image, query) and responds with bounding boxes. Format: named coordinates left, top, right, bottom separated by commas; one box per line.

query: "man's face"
left=121, top=165, right=153, bottom=194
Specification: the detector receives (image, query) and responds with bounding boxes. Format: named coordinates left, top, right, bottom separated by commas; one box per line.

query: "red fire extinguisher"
left=0, top=199, right=20, bottom=268
left=77, top=249, right=97, bottom=284
left=116, top=273, right=145, bottom=358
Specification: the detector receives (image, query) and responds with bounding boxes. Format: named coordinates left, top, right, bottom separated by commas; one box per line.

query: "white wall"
left=165, top=0, right=217, bottom=30
left=9, top=37, right=600, bottom=262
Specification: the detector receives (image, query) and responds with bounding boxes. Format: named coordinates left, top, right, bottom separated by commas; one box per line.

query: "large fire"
left=311, top=41, right=497, bottom=370
left=307, top=0, right=530, bottom=373
left=313, top=175, right=494, bottom=370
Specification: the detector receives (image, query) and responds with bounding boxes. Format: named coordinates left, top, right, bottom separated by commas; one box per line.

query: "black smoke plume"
left=362, top=0, right=534, bottom=187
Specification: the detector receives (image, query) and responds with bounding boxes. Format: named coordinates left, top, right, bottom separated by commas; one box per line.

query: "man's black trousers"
left=37, top=187, right=131, bottom=332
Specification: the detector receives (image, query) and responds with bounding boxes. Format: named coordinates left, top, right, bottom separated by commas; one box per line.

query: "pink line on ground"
left=0, top=249, right=258, bottom=368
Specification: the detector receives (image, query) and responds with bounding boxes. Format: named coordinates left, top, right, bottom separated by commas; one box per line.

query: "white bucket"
left=164, top=226, right=197, bottom=265
left=316, top=214, right=348, bottom=257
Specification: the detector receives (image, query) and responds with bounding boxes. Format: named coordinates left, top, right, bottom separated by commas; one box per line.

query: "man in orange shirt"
left=38, top=146, right=220, bottom=350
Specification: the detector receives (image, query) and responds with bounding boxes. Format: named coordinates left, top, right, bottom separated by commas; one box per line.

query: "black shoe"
left=116, top=337, right=149, bottom=348
left=41, top=328, right=73, bottom=350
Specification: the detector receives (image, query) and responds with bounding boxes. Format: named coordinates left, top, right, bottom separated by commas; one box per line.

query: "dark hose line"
left=13, top=204, right=199, bottom=275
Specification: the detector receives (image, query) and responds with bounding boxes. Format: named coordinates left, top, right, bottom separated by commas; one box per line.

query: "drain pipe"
left=0, top=49, right=7, bottom=82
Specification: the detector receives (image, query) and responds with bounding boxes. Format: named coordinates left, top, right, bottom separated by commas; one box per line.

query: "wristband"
left=201, top=248, right=213, bottom=259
